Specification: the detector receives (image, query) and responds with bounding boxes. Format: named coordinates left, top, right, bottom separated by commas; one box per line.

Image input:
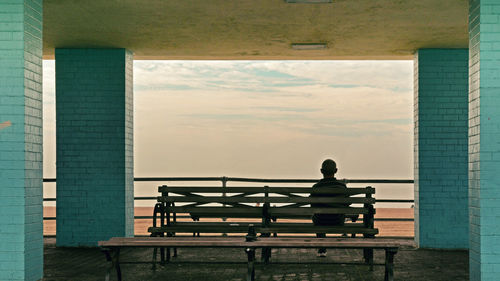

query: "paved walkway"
left=43, top=239, right=468, bottom=281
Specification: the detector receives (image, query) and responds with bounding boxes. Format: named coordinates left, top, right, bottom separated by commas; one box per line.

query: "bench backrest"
left=154, top=185, right=376, bottom=235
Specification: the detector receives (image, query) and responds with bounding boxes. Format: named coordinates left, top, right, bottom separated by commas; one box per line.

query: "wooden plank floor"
left=43, top=239, right=467, bottom=281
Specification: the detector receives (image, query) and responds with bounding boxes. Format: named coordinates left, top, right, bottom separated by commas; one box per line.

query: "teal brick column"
left=414, top=49, right=469, bottom=249
left=55, top=49, right=134, bottom=247
left=469, top=0, right=500, bottom=279
left=0, top=1, right=43, bottom=280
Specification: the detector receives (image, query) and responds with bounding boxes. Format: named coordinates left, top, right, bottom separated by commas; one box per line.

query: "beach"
left=43, top=207, right=413, bottom=237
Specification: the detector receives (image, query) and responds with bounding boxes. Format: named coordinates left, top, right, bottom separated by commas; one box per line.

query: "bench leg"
left=103, top=248, right=122, bottom=281
left=245, top=247, right=256, bottom=281
left=165, top=232, right=174, bottom=263
left=260, top=232, right=271, bottom=263
left=261, top=247, right=271, bottom=264
left=384, top=248, right=398, bottom=281
left=160, top=247, right=166, bottom=265
left=103, top=249, right=112, bottom=281
left=155, top=246, right=173, bottom=269
left=152, top=247, right=158, bottom=271
left=363, top=248, right=374, bottom=271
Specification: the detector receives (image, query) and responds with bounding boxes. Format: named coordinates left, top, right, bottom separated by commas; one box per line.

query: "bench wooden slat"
left=149, top=226, right=378, bottom=235
left=166, top=222, right=261, bottom=227
left=261, top=226, right=378, bottom=235
left=99, top=237, right=395, bottom=248
left=166, top=206, right=367, bottom=216
left=149, top=221, right=365, bottom=229
left=188, top=213, right=263, bottom=218
left=158, top=186, right=375, bottom=195
left=149, top=226, right=257, bottom=233
left=158, top=196, right=375, bottom=204
left=167, top=222, right=362, bottom=227
left=269, top=207, right=368, bottom=215
left=169, top=206, right=261, bottom=214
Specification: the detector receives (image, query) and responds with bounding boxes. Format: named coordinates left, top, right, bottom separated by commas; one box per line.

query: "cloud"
left=133, top=61, right=321, bottom=94
left=242, top=60, right=413, bottom=92
left=183, top=113, right=310, bottom=123
left=251, top=106, right=322, bottom=113
left=135, top=84, right=196, bottom=91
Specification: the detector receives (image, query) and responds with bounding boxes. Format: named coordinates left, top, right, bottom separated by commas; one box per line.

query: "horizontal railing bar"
left=226, top=177, right=317, bottom=183
left=345, top=179, right=413, bottom=184
left=42, top=216, right=414, bottom=222
left=43, top=197, right=414, bottom=203
left=43, top=197, right=158, bottom=202
left=376, top=199, right=414, bottom=203
left=135, top=177, right=225, bottom=182
left=43, top=177, right=414, bottom=184
left=375, top=218, right=414, bottom=221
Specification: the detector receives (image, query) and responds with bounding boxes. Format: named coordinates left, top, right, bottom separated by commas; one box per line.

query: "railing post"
left=261, top=186, right=272, bottom=263
left=363, top=186, right=375, bottom=271
left=222, top=176, right=228, bottom=235
left=222, top=176, right=227, bottom=212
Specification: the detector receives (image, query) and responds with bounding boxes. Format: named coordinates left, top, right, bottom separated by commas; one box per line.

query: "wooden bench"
left=149, top=185, right=376, bottom=234
left=99, top=231, right=399, bottom=281
left=148, top=184, right=378, bottom=263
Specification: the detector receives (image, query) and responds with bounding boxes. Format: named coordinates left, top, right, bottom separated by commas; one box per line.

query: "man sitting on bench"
left=310, top=159, right=348, bottom=257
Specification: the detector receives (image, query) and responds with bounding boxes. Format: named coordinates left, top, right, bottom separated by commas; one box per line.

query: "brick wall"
left=0, top=0, right=43, bottom=280
left=469, top=1, right=480, bottom=279
left=469, top=0, right=500, bottom=279
left=125, top=50, right=134, bottom=236
left=55, top=49, right=134, bottom=247
left=414, top=49, right=469, bottom=249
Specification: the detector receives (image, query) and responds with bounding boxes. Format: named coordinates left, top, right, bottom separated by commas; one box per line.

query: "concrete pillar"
left=469, top=0, right=500, bottom=279
left=55, top=49, right=134, bottom=246
left=413, top=49, right=469, bottom=249
left=0, top=1, right=43, bottom=280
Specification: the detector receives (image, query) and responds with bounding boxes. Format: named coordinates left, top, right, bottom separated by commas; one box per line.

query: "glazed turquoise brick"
left=414, top=49, right=469, bottom=249
left=469, top=0, right=500, bottom=280
left=0, top=0, right=43, bottom=280
left=55, top=48, right=134, bottom=247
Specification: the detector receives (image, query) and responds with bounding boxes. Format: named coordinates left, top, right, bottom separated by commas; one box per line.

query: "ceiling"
left=43, top=0, right=469, bottom=60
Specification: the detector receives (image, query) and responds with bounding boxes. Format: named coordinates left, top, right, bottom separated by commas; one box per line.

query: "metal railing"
left=42, top=177, right=414, bottom=223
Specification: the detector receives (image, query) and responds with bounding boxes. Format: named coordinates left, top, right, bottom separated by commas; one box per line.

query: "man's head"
left=320, top=159, right=337, bottom=178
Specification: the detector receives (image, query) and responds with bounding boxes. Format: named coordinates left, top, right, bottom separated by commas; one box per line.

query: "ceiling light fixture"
left=285, top=0, right=332, bottom=3
left=291, top=43, right=328, bottom=50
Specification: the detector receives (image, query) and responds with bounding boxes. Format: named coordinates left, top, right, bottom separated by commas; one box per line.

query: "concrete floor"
left=43, top=238, right=468, bottom=281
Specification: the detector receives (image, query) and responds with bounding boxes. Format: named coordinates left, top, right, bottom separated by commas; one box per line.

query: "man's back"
left=310, top=177, right=347, bottom=225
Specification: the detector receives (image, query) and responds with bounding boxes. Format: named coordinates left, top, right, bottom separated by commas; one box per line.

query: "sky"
left=42, top=60, right=414, bottom=204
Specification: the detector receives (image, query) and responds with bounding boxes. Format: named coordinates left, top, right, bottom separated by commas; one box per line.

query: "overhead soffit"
left=43, top=0, right=469, bottom=60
